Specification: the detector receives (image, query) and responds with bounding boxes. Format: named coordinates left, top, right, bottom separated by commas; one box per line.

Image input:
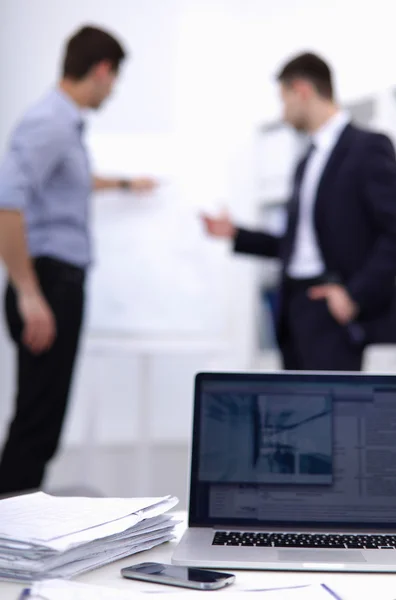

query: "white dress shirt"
left=287, top=110, right=350, bottom=278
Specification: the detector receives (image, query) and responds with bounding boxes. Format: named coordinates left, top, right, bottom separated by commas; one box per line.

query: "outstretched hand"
left=130, top=177, right=158, bottom=193
left=201, top=210, right=236, bottom=239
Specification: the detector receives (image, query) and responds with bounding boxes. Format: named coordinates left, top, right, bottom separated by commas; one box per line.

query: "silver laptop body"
left=172, top=371, right=396, bottom=572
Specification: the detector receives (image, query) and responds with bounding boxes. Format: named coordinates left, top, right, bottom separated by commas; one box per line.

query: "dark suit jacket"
left=234, top=123, right=396, bottom=344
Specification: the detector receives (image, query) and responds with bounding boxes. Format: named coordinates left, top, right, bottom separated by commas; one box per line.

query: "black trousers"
left=0, top=257, right=85, bottom=494
left=280, top=277, right=364, bottom=372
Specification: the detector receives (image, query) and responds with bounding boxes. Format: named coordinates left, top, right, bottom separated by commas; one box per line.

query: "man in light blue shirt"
left=1, top=88, right=93, bottom=268
left=0, top=25, right=156, bottom=494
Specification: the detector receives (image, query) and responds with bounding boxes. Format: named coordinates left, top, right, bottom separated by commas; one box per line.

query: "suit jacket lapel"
left=314, top=123, right=354, bottom=221
left=283, top=124, right=355, bottom=268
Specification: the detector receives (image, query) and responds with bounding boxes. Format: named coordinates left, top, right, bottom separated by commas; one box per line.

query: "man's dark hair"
left=277, top=52, right=333, bottom=100
left=62, top=25, right=126, bottom=80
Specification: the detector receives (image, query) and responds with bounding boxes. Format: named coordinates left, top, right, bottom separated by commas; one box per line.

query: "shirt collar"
left=52, top=87, right=86, bottom=131
left=312, top=110, right=350, bottom=151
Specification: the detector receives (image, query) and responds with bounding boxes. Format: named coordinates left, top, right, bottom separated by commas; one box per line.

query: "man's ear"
left=294, top=79, right=315, bottom=99
left=92, top=60, right=112, bottom=79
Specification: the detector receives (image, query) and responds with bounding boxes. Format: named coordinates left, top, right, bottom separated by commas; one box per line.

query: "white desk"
left=2, top=515, right=396, bottom=600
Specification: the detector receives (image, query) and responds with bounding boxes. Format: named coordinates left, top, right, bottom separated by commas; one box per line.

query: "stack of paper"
left=0, top=491, right=178, bottom=582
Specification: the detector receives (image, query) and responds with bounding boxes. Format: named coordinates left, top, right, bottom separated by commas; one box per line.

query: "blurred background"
left=1, top=0, right=396, bottom=506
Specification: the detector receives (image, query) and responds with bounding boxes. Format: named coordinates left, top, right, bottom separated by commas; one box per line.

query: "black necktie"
left=283, top=141, right=316, bottom=268
left=292, top=141, right=315, bottom=201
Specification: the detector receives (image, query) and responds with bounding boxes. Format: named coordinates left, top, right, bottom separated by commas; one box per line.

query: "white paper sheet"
left=44, top=498, right=178, bottom=552
left=0, top=492, right=176, bottom=545
left=86, top=133, right=181, bottom=180
left=30, top=580, right=340, bottom=599
left=87, top=184, right=229, bottom=336
left=84, top=131, right=231, bottom=336
left=329, top=577, right=396, bottom=600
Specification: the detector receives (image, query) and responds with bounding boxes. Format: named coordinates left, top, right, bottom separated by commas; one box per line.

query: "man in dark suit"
left=202, top=52, right=396, bottom=371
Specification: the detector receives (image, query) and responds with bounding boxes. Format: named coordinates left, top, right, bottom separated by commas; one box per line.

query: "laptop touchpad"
left=277, top=550, right=366, bottom=563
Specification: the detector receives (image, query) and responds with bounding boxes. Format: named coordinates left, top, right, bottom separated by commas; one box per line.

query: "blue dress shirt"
left=0, top=88, right=92, bottom=267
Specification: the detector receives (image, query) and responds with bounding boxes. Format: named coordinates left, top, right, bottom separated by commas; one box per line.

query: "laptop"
left=172, top=371, right=396, bottom=572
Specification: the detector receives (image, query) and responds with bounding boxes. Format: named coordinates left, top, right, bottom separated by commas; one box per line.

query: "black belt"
left=34, top=256, right=85, bottom=285
left=284, top=273, right=341, bottom=292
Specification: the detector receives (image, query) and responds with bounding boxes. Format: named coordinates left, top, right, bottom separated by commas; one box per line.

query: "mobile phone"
left=121, top=561, right=235, bottom=590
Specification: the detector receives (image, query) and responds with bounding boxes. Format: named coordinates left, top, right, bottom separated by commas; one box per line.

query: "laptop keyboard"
left=213, top=531, right=396, bottom=549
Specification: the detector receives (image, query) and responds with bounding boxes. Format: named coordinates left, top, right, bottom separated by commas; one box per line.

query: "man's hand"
left=130, top=177, right=158, bottom=193
left=201, top=211, right=236, bottom=239
left=17, top=290, right=56, bottom=354
left=308, top=283, right=359, bottom=325
left=0, top=210, right=57, bottom=353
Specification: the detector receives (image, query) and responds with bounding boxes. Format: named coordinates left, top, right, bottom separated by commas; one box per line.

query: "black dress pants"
left=0, top=256, right=85, bottom=494
left=280, top=277, right=364, bottom=372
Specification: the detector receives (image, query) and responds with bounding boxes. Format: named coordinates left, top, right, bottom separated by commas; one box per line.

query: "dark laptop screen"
left=189, top=372, right=396, bottom=529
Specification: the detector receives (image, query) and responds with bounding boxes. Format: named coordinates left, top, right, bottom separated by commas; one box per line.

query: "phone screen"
left=122, top=562, right=234, bottom=586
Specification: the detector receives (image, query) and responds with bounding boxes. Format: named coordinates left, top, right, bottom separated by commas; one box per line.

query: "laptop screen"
left=189, top=372, right=396, bottom=530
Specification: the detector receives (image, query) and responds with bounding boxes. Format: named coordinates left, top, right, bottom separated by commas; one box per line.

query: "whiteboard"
left=85, top=133, right=230, bottom=336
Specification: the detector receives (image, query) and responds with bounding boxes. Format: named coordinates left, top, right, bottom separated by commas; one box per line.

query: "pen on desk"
left=321, top=583, right=344, bottom=600
left=240, top=584, right=312, bottom=592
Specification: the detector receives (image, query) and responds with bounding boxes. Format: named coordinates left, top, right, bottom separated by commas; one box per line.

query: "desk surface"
left=2, top=515, right=396, bottom=600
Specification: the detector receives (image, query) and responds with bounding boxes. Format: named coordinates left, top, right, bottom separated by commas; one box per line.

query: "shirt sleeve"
left=0, top=117, right=68, bottom=211
left=233, top=227, right=282, bottom=258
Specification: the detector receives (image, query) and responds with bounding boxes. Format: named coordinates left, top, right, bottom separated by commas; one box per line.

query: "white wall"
left=3, top=0, right=396, bottom=144
left=1, top=0, right=396, bottom=498
left=0, top=0, right=184, bottom=143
